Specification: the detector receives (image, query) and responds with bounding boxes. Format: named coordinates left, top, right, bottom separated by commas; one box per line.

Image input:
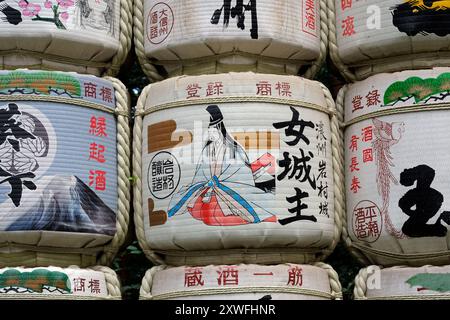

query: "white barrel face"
left=335, top=0, right=450, bottom=64
left=359, top=265, right=450, bottom=299
left=148, top=264, right=335, bottom=300
left=0, top=266, right=110, bottom=298
left=143, top=0, right=321, bottom=71
left=0, top=70, right=118, bottom=251
left=0, top=0, right=121, bottom=70
left=344, top=68, right=450, bottom=264
left=141, top=73, right=335, bottom=257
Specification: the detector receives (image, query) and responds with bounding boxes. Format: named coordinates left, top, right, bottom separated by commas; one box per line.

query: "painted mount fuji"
left=0, top=175, right=116, bottom=236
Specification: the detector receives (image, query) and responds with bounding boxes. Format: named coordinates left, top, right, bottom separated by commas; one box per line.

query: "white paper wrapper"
left=344, top=67, right=450, bottom=266
left=139, top=72, right=336, bottom=265
left=143, top=0, right=321, bottom=75
left=336, top=0, right=450, bottom=66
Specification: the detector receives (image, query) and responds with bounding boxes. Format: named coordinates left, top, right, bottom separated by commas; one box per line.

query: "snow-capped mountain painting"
left=0, top=175, right=116, bottom=235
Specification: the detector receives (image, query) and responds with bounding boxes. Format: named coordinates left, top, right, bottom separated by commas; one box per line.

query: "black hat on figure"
left=206, top=105, right=224, bottom=127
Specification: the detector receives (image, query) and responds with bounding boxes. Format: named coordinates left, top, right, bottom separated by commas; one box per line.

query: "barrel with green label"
left=340, top=67, right=450, bottom=266
left=354, top=265, right=450, bottom=300
left=0, top=69, right=130, bottom=267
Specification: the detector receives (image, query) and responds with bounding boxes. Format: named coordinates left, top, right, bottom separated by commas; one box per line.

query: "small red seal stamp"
left=146, top=2, right=174, bottom=45
left=352, top=200, right=383, bottom=243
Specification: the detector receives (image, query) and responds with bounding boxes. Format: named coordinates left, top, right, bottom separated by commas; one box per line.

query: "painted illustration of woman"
left=167, top=105, right=277, bottom=226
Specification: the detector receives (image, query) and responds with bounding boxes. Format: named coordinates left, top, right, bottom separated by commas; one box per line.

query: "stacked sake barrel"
left=133, top=0, right=328, bottom=81
left=330, top=0, right=450, bottom=299
left=0, top=0, right=133, bottom=299
left=0, top=0, right=132, bottom=76
left=134, top=0, right=344, bottom=297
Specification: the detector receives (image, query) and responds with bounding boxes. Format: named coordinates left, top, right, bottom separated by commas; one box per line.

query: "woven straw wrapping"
left=133, top=72, right=343, bottom=266
left=0, top=71, right=130, bottom=268
left=133, top=0, right=328, bottom=81
left=328, top=0, right=450, bottom=82
left=0, top=0, right=132, bottom=76
left=339, top=67, right=450, bottom=266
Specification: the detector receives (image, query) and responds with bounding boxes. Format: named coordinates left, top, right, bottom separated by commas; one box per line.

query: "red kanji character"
left=88, top=279, right=101, bottom=294
left=89, top=143, right=106, bottom=163
left=367, top=220, right=379, bottom=237
left=287, top=266, right=303, bottom=286
left=352, top=95, right=363, bottom=113
left=366, top=90, right=381, bottom=107
left=275, top=82, right=292, bottom=97
left=342, top=16, right=356, bottom=37
left=186, top=83, right=202, bottom=99
left=305, top=0, right=316, bottom=31
left=150, top=11, right=158, bottom=24
left=73, top=278, right=86, bottom=292
left=89, top=116, right=107, bottom=137
left=159, top=9, right=168, bottom=35
left=363, top=148, right=373, bottom=163
left=217, top=267, right=239, bottom=286
left=361, top=126, right=373, bottom=142
left=349, top=135, right=359, bottom=152
left=150, top=25, right=158, bottom=39
left=100, top=87, right=113, bottom=103
left=341, top=0, right=352, bottom=10
left=89, top=170, right=107, bottom=191
left=350, top=176, right=361, bottom=193
left=184, top=268, right=205, bottom=287
left=256, top=81, right=272, bottom=96
left=206, top=82, right=224, bottom=96
left=350, top=156, right=360, bottom=172
left=84, top=82, right=97, bottom=98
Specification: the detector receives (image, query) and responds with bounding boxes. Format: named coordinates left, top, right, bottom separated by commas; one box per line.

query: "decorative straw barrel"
left=329, top=0, right=450, bottom=81
left=340, top=67, right=450, bottom=266
left=140, top=263, right=342, bottom=300
left=354, top=265, right=450, bottom=300
left=0, top=0, right=132, bottom=76
left=0, top=70, right=130, bottom=268
left=134, top=0, right=328, bottom=82
left=134, top=72, right=343, bottom=266
left=0, top=265, right=121, bottom=299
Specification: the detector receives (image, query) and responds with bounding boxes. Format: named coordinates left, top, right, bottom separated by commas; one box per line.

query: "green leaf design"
left=384, top=73, right=450, bottom=105
left=0, top=269, right=71, bottom=293
left=406, top=273, right=450, bottom=293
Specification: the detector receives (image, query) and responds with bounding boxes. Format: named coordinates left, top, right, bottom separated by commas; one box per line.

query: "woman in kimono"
left=168, top=105, right=277, bottom=226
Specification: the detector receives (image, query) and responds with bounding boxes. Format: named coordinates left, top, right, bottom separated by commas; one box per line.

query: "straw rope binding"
left=100, top=76, right=131, bottom=266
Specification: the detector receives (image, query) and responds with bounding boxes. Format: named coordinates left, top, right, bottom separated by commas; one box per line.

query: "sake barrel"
left=140, top=263, right=342, bottom=300
left=354, top=265, right=450, bottom=300
left=134, top=72, right=343, bottom=266
left=0, top=0, right=132, bottom=76
left=134, top=0, right=326, bottom=81
left=341, top=67, right=450, bottom=266
left=0, top=70, right=130, bottom=268
left=329, top=0, right=450, bottom=81
left=0, top=265, right=121, bottom=299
